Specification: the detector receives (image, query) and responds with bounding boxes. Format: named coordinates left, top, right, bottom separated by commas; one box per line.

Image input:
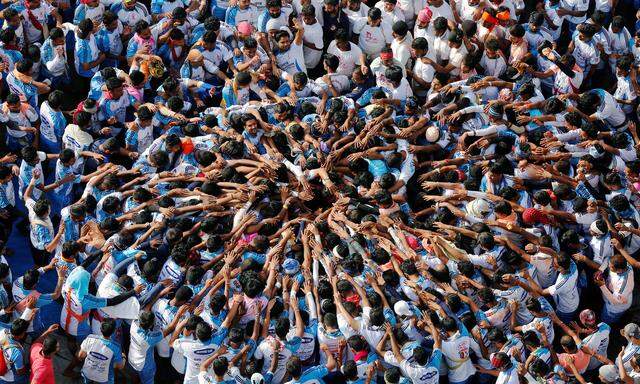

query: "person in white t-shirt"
left=375, top=0, right=405, bottom=26
left=301, top=4, right=324, bottom=70
left=327, top=28, right=367, bottom=76
left=273, top=19, right=307, bottom=76
left=352, top=8, right=394, bottom=57
left=390, top=20, right=413, bottom=69
left=407, top=37, right=435, bottom=96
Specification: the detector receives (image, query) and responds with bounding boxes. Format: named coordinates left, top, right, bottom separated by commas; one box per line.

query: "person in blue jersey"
left=38, top=90, right=67, bottom=154
left=225, top=0, right=258, bottom=27
left=74, top=19, right=106, bottom=91
left=284, top=343, right=336, bottom=384
left=77, top=318, right=124, bottom=384
left=126, top=20, right=156, bottom=64
left=381, top=319, right=441, bottom=384
left=129, top=306, right=190, bottom=384
left=96, top=11, right=128, bottom=69
left=272, top=19, right=306, bottom=77
left=73, top=0, right=106, bottom=26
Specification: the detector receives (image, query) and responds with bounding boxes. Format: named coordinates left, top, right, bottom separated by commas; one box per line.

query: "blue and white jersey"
left=125, top=119, right=155, bottom=153
left=111, top=2, right=151, bottom=27
left=225, top=5, right=258, bottom=27
left=73, top=3, right=106, bottom=25
left=273, top=42, right=306, bottom=76
left=398, top=349, right=441, bottom=384
left=6, top=71, right=38, bottom=109
left=257, top=6, right=292, bottom=32
left=96, top=21, right=125, bottom=58
left=75, top=34, right=101, bottom=78
left=0, top=181, right=16, bottom=209
left=53, top=160, right=82, bottom=209
left=582, top=322, right=610, bottom=370
left=128, top=319, right=163, bottom=372
left=99, top=93, right=132, bottom=125
left=41, top=38, right=68, bottom=78
left=150, top=0, right=188, bottom=16
left=0, top=47, right=23, bottom=72
left=546, top=261, right=580, bottom=314
left=284, top=365, right=329, bottom=384
left=61, top=289, right=108, bottom=337
left=255, top=335, right=302, bottom=383
left=39, top=100, right=67, bottom=153
left=18, top=152, right=45, bottom=200
left=13, top=1, right=54, bottom=43
left=173, top=329, right=229, bottom=384
left=0, top=331, right=25, bottom=383
left=151, top=298, right=183, bottom=358
left=80, top=335, right=123, bottom=384
left=197, top=41, right=233, bottom=74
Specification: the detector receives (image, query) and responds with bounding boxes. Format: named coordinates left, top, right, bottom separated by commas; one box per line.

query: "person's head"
left=323, top=53, right=340, bottom=74
left=1, top=9, right=20, bottom=30
left=274, top=317, right=290, bottom=339
left=77, top=18, right=95, bottom=39
left=123, top=0, right=137, bottom=10
left=196, top=321, right=212, bottom=342
left=368, top=7, right=382, bottom=26
left=599, top=364, right=620, bottom=383
left=275, top=30, right=292, bottom=51
left=324, top=0, right=339, bottom=13
left=174, top=286, right=194, bottom=305
left=577, top=23, right=597, bottom=42
left=234, top=71, right=252, bottom=89
left=286, top=356, right=303, bottom=378
left=509, top=24, right=525, bottom=44
left=10, top=319, right=28, bottom=340
left=101, top=318, right=117, bottom=338
left=135, top=20, right=151, bottom=39
left=6, top=93, right=21, bottom=113
left=610, top=254, right=628, bottom=274
left=41, top=335, right=59, bottom=357
left=103, top=10, right=119, bottom=31
left=266, top=0, right=282, bottom=18
left=392, top=20, right=408, bottom=40
left=301, top=4, right=316, bottom=24
left=212, top=357, right=229, bottom=377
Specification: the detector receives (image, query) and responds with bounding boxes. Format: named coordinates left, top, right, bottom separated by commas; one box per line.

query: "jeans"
left=556, top=309, right=577, bottom=323
left=601, top=304, right=625, bottom=324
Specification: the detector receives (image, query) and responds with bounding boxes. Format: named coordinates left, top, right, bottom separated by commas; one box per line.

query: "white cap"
left=251, top=373, right=265, bottom=384
left=425, top=126, right=440, bottom=142
left=266, top=18, right=285, bottom=32
left=466, top=198, right=491, bottom=218
left=394, top=300, right=413, bottom=317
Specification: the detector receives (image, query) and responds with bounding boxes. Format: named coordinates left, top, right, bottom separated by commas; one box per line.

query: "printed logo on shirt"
left=89, top=351, right=109, bottom=361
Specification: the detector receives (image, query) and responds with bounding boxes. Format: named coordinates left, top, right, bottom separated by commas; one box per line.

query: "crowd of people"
left=0, top=0, right=639, bottom=382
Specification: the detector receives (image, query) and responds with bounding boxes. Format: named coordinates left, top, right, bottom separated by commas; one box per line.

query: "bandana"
left=417, top=7, right=432, bottom=23
left=25, top=2, right=43, bottom=31
left=380, top=52, right=393, bottom=61
left=590, top=221, right=604, bottom=236
left=353, top=350, right=368, bottom=361
left=168, top=38, right=181, bottom=62
left=481, top=11, right=498, bottom=28
left=496, top=10, right=510, bottom=21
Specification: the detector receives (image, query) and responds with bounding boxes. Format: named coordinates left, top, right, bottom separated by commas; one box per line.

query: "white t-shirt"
left=275, top=41, right=307, bottom=75
left=391, top=33, right=414, bottom=68
left=353, top=18, right=393, bottom=57
left=327, top=41, right=363, bottom=76
left=302, top=21, right=324, bottom=69
left=173, top=338, right=220, bottom=384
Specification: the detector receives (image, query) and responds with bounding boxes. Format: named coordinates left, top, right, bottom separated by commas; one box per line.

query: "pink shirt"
left=30, top=342, right=55, bottom=384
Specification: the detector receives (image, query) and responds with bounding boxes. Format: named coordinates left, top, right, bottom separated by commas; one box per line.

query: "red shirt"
left=29, top=342, right=55, bottom=384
